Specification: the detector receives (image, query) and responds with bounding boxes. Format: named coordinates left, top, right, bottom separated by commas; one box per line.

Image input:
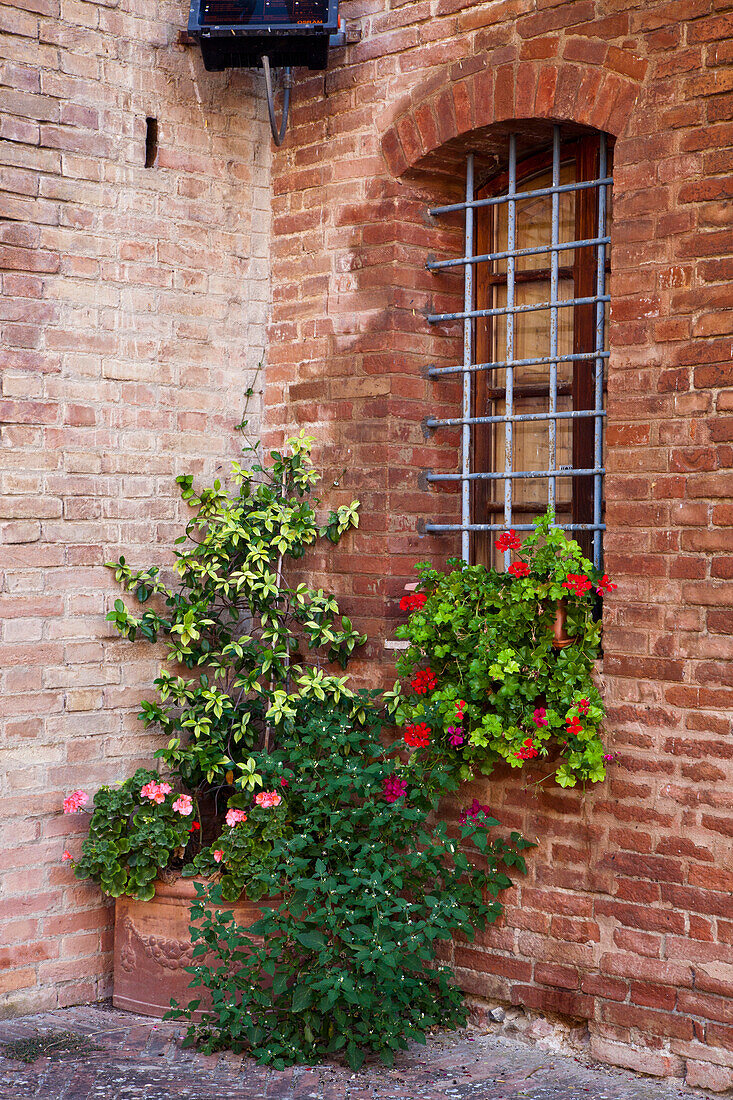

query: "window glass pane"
left=494, top=162, right=576, bottom=274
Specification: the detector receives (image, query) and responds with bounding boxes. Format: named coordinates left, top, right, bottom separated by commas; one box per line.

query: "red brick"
left=589, top=1037, right=684, bottom=1079
left=685, top=1062, right=733, bottom=1093
left=602, top=1003, right=694, bottom=1040
left=511, top=984, right=594, bottom=1018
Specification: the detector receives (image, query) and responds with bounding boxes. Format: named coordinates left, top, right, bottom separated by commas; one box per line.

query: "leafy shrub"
left=62, top=434, right=369, bottom=898
left=170, top=700, right=532, bottom=1069
left=387, top=512, right=615, bottom=788
left=105, top=431, right=365, bottom=796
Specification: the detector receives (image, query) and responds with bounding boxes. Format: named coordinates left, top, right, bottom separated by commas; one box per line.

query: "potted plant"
left=61, top=432, right=368, bottom=1016
left=169, top=697, right=533, bottom=1070
left=60, top=431, right=532, bottom=1057
left=386, top=511, right=617, bottom=789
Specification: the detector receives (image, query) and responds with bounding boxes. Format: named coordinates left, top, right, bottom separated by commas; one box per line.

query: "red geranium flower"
left=399, top=591, right=427, bottom=613
left=566, top=716, right=583, bottom=737
left=410, top=668, right=437, bottom=695
left=596, top=574, right=617, bottom=595
left=508, top=561, right=530, bottom=578
left=515, top=737, right=539, bottom=761
left=562, top=574, right=593, bottom=597
left=495, top=529, right=522, bottom=553
left=404, top=722, right=431, bottom=748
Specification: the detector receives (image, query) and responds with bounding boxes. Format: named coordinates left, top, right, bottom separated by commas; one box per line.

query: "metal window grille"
left=424, top=125, right=610, bottom=569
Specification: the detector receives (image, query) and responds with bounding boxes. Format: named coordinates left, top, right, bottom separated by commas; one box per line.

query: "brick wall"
left=0, top=0, right=269, bottom=1013
left=4, top=0, right=733, bottom=1087
left=264, top=0, right=733, bottom=1090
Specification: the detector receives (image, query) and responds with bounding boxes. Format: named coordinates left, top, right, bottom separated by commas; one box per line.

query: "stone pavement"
left=0, top=1003, right=698, bottom=1100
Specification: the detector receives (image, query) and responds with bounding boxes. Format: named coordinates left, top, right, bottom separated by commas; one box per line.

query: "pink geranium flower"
left=213, top=850, right=224, bottom=863
left=62, top=790, right=89, bottom=815
left=383, top=776, right=407, bottom=803
left=140, top=781, right=171, bottom=805
left=459, top=799, right=492, bottom=825
left=532, top=707, right=548, bottom=728
left=255, top=791, right=282, bottom=809
left=62, top=849, right=72, bottom=861
left=225, top=808, right=247, bottom=827
left=172, top=795, right=193, bottom=816
left=447, top=725, right=464, bottom=747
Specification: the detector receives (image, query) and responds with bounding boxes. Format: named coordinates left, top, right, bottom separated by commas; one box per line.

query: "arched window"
left=426, top=125, right=612, bottom=569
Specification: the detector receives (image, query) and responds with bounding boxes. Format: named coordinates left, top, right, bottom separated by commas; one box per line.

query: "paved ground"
left=0, top=1003, right=697, bottom=1100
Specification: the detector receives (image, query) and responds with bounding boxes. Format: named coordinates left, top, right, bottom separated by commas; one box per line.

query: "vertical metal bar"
left=462, top=154, right=474, bottom=563
left=593, top=133, right=608, bottom=569
left=504, top=134, right=517, bottom=563
left=548, top=124, right=560, bottom=518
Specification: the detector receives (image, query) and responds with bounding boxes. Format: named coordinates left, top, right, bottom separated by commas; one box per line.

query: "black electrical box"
left=188, top=0, right=339, bottom=71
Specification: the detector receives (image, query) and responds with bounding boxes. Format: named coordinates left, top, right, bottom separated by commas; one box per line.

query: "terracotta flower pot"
left=551, top=599, right=573, bottom=649
left=113, top=875, right=278, bottom=1019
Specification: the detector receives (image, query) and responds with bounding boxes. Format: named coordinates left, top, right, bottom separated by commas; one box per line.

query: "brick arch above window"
left=381, top=59, right=645, bottom=179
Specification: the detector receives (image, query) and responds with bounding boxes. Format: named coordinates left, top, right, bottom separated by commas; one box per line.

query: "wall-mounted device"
left=187, top=0, right=342, bottom=143
left=187, top=0, right=340, bottom=71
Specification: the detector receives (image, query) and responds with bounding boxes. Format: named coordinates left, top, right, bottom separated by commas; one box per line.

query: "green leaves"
left=295, top=931, right=325, bottom=951
left=73, top=769, right=194, bottom=900
left=100, top=437, right=366, bottom=798
left=169, top=700, right=526, bottom=1071
left=319, top=500, right=360, bottom=543
left=393, top=509, right=609, bottom=789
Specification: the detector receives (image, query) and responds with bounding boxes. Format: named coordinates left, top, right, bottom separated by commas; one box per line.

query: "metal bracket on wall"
left=262, top=56, right=291, bottom=146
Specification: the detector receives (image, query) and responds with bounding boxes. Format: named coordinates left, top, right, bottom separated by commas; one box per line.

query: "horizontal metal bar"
left=428, top=294, right=610, bottom=326
left=483, top=382, right=572, bottom=401
left=425, top=521, right=606, bottom=533
left=427, top=235, right=611, bottom=272
left=479, top=500, right=571, bottom=515
left=429, top=176, right=613, bottom=217
left=428, top=350, right=609, bottom=378
left=426, top=409, right=606, bottom=429
left=427, top=467, right=604, bottom=483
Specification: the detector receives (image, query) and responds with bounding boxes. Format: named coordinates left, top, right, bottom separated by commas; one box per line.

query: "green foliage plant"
left=386, top=511, right=616, bottom=788
left=71, top=769, right=195, bottom=901
left=184, top=794, right=291, bottom=903
left=64, top=433, right=367, bottom=899
left=168, top=700, right=533, bottom=1070
left=106, top=430, right=364, bottom=789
